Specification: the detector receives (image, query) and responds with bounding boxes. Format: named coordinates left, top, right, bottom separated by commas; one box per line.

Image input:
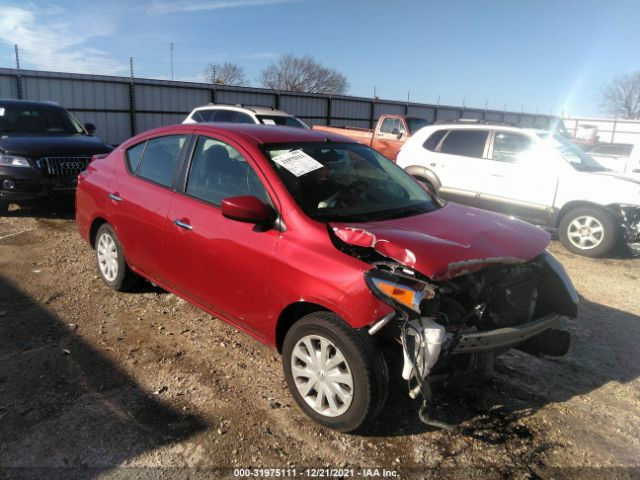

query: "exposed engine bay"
left=330, top=226, right=579, bottom=430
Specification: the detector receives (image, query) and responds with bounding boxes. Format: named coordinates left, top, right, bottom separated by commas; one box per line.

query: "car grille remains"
left=37, top=156, right=91, bottom=177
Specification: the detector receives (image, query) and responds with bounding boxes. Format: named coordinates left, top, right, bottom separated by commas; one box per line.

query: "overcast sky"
left=0, top=0, right=639, bottom=117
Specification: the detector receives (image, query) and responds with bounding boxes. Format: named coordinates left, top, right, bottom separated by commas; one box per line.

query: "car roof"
left=192, top=104, right=293, bottom=117
left=132, top=123, right=356, bottom=146
left=0, top=99, right=62, bottom=108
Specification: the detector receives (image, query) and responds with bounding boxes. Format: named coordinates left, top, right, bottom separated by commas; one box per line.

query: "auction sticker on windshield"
left=272, top=149, right=323, bottom=177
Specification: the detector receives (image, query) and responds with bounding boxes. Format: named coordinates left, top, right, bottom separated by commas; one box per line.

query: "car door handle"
left=489, top=173, right=504, bottom=177
left=109, top=193, right=122, bottom=202
left=174, top=219, right=193, bottom=231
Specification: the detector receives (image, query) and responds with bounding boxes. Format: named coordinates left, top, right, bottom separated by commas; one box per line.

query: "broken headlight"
left=365, top=269, right=435, bottom=314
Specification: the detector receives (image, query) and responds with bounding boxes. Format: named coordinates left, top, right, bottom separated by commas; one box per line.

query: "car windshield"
left=537, top=132, right=608, bottom=172
left=406, top=117, right=430, bottom=134
left=264, top=142, right=438, bottom=222
left=0, top=104, right=85, bottom=135
left=257, top=115, right=308, bottom=129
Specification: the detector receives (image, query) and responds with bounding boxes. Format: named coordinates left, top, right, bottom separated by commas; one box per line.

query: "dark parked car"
left=0, top=99, right=113, bottom=212
left=76, top=123, right=577, bottom=432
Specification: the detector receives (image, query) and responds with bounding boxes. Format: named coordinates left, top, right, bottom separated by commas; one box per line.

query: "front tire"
left=282, top=312, right=389, bottom=433
left=95, top=224, right=139, bottom=291
left=559, top=207, right=618, bottom=257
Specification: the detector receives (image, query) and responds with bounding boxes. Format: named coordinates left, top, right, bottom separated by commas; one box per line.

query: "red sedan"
left=76, top=124, right=577, bottom=432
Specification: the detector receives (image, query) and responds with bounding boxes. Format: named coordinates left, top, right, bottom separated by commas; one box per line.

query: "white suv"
left=183, top=104, right=308, bottom=129
left=396, top=122, right=640, bottom=257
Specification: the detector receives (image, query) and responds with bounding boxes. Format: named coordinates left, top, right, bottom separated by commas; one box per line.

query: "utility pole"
left=407, top=90, right=410, bottom=103
left=14, top=44, right=23, bottom=99
left=462, top=97, right=466, bottom=108
left=373, top=85, right=377, bottom=99
left=129, top=57, right=136, bottom=137
left=170, top=42, right=174, bottom=80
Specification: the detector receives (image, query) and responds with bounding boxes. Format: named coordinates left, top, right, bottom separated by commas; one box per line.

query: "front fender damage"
left=331, top=225, right=578, bottom=430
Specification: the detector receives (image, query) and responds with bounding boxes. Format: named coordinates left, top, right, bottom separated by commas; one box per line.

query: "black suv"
left=0, top=99, right=113, bottom=212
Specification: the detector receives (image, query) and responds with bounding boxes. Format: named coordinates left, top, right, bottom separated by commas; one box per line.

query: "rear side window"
left=125, top=142, right=146, bottom=172
left=136, top=135, right=187, bottom=188
left=211, top=110, right=254, bottom=124
left=423, top=130, right=447, bottom=151
left=439, top=130, right=489, bottom=158
left=185, top=136, right=269, bottom=206
left=191, top=110, right=213, bottom=122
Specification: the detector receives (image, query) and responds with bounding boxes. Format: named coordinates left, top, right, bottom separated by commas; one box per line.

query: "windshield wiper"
left=375, top=204, right=432, bottom=220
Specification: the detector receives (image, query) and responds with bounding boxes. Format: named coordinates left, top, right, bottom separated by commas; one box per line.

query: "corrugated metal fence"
left=0, top=67, right=555, bottom=146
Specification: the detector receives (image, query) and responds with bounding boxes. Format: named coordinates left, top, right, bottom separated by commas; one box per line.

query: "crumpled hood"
left=0, top=134, right=112, bottom=158
left=331, top=203, right=550, bottom=280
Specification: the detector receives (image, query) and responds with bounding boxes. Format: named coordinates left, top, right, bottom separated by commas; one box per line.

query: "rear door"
left=432, top=129, right=491, bottom=207
left=477, top=130, right=557, bottom=223
left=164, top=133, right=280, bottom=338
left=107, top=134, right=188, bottom=282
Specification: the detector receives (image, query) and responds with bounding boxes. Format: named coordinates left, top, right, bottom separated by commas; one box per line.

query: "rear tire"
left=0, top=202, right=8, bottom=215
left=559, top=207, right=618, bottom=257
left=95, top=224, right=140, bottom=291
left=282, top=312, right=389, bottom=433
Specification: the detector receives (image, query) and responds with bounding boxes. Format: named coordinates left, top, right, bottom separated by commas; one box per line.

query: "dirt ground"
left=1, top=200, right=639, bottom=480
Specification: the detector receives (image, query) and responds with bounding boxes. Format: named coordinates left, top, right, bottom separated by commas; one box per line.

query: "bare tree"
left=600, top=71, right=640, bottom=119
left=260, top=54, right=348, bottom=94
left=204, top=62, right=247, bottom=86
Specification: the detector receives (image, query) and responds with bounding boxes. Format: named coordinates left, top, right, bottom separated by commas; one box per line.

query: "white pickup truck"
left=396, top=122, right=640, bottom=257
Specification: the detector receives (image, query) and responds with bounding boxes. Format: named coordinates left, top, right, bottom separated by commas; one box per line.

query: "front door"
left=477, top=130, right=557, bottom=223
left=164, top=134, right=280, bottom=338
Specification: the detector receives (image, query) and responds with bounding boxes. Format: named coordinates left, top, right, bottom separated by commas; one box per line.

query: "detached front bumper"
left=451, top=314, right=560, bottom=354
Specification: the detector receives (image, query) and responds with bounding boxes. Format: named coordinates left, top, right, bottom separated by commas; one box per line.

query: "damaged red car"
left=76, top=124, right=578, bottom=432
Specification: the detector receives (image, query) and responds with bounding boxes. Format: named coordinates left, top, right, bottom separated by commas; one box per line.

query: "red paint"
left=76, top=123, right=549, bottom=348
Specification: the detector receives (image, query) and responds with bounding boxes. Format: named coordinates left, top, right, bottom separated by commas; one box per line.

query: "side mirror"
left=397, top=131, right=404, bottom=140
left=221, top=195, right=273, bottom=223
left=85, top=123, right=97, bottom=135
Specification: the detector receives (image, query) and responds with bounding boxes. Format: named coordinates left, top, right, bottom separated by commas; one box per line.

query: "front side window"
left=136, top=135, right=187, bottom=187
left=380, top=117, right=400, bottom=134
left=491, top=132, right=532, bottom=162
left=185, top=136, right=269, bottom=206
left=264, top=142, right=438, bottom=222
left=439, top=130, right=489, bottom=158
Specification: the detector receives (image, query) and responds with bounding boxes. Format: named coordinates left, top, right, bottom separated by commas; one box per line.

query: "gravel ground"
left=0, top=200, right=639, bottom=480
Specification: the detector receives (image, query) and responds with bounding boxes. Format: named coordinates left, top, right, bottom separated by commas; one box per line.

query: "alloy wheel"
left=567, top=215, right=604, bottom=250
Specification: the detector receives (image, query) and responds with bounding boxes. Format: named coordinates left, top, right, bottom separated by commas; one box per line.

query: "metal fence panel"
left=407, top=105, right=436, bottom=121
left=331, top=99, right=370, bottom=119
left=71, top=110, right=131, bottom=146
left=136, top=84, right=209, bottom=113
left=136, top=112, right=187, bottom=133
left=374, top=102, right=405, bottom=118
left=214, top=90, right=276, bottom=108
left=436, top=109, right=461, bottom=121
left=279, top=95, right=327, bottom=119
left=0, top=75, right=18, bottom=98
left=461, top=110, right=483, bottom=120
left=22, top=77, right=130, bottom=110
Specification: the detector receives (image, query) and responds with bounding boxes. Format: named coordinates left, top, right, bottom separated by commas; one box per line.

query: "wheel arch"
left=403, top=165, right=442, bottom=191
left=554, top=201, right=620, bottom=228
left=275, top=301, right=330, bottom=353
left=89, top=217, right=109, bottom=249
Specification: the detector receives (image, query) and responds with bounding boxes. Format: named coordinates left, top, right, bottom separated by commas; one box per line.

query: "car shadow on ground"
left=0, top=275, right=206, bottom=479
left=1, top=199, right=76, bottom=220
left=363, top=294, right=640, bottom=443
